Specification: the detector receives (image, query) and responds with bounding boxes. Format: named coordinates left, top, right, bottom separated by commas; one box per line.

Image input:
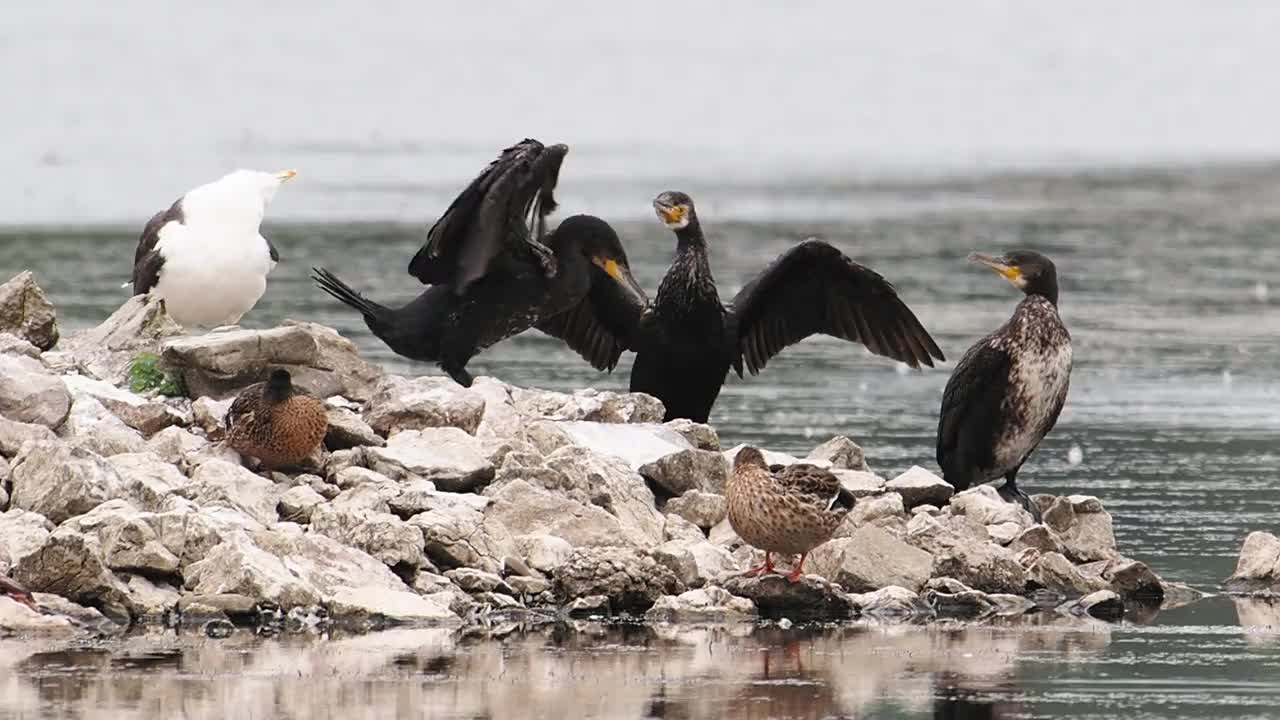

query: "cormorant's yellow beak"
left=275, top=169, right=298, bottom=181
left=593, top=256, right=646, bottom=301
left=654, top=203, right=685, bottom=225
left=969, top=252, right=1022, bottom=284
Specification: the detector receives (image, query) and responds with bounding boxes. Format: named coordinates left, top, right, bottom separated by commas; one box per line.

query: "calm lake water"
left=4, top=1, right=1280, bottom=717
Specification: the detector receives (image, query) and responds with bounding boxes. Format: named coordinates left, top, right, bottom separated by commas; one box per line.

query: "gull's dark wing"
left=131, top=197, right=185, bottom=295
left=408, top=139, right=568, bottom=291
left=727, top=239, right=945, bottom=377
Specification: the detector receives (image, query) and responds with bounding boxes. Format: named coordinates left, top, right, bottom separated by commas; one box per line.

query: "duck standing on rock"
left=544, top=190, right=946, bottom=422
left=936, top=251, right=1072, bottom=520
left=225, top=369, right=328, bottom=469
left=313, top=139, right=646, bottom=387
left=130, top=169, right=297, bottom=329
left=726, top=446, right=856, bottom=582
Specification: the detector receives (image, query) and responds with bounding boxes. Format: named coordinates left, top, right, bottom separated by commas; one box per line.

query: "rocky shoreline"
left=0, top=271, right=1266, bottom=637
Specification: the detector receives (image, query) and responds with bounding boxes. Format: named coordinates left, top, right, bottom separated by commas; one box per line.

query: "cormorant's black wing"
left=935, top=341, right=1011, bottom=485
left=727, top=239, right=946, bottom=377
left=408, top=139, right=568, bottom=291
left=536, top=274, right=649, bottom=372
left=131, top=197, right=185, bottom=295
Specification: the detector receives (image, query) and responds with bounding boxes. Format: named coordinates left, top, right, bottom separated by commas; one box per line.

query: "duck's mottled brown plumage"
left=225, top=369, right=328, bottom=468
left=726, top=446, right=856, bottom=582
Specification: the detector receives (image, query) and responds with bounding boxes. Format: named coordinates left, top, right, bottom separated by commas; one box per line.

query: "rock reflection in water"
left=0, top=616, right=1118, bottom=720
left=1233, top=596, right=1280, bottom=647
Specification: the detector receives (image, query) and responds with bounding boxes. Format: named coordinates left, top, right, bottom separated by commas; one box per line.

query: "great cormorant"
left=312, top=139, right=644, bottom=386
left=936, top=250, right=1072, bottom=518
left=544, top=190, right=945, bottom=422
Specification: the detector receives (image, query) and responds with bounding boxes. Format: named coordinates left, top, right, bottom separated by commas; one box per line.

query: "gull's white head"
left=182, top=168, right=297, bottom=229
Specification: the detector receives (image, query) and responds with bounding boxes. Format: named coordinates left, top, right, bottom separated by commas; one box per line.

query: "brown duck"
left=225, top=369, right=328, bottom=468
left=727, top=446, right=856, bottom=582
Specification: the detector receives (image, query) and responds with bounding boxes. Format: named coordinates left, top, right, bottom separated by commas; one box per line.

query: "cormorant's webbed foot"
left=442, top=363, right=475, bottom=388
left=998, top=482, right=1042, bottom=523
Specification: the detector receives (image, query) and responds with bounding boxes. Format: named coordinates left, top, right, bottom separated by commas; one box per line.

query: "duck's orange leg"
left=785, top=552, right=809, bottom=583
left=743, top=552, right=776, bottom=577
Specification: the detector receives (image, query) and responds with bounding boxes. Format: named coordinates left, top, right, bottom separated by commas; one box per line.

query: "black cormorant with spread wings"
left=312, top=139, right=644, bottom=386
left=936, top=251, right=1072, bottom=519
left=538, top=190, right=946, bottom=422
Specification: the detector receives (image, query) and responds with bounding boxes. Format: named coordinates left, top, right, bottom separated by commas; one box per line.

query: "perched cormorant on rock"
left=726, top=446, right=855, bottom=582
left=544, top=190, right=944, bottom=423
left=936, top=250, right=1072, bottom=518
left=130, top=169, right=296, bottom=328
left=225, top=369, right=328, bottom=469
left=312, top=139, right=645, bottom=387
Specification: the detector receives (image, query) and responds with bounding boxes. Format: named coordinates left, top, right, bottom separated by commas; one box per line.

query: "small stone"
left=0, top=415, right=59, bottom=457
left=515, top=533, right=574, bottom=574
left=1026, top=551, right=1107, bottom=599
left=1106, top=559, right=1165, bottom=603
left=662, top=419, right=720, bottom=451
left=507, top=576, right=550, bottom=595
left=191, top=397, right=233, bottom=435
left=850, top=585, right=923, bottom=617
left=363, top=375, right=485, bottom=435
left=639, top=449, right=728, bottom=497
left=663, top=513, right=706, bottom=544
left=886, top=466, right=954, bottom=509
left=324, top=406, right=385, bottom=450
left=144, top=426, right=208, bottom=467
left=986, top=522, right=1021, bottom=545
left=832, top=469, right=886, bottom=498
left=645, top=586, right=756, bottom=622
left=806, top=436, right=867, bottom=471
left=1224, top=531, right=1280, bottom=592
left=554, top=547, right=683, bottom=612
left=1010, top=525, right=1066, bottom=556
left=664, top=490, right=727, bottom=529
left=0, top=272, right=59, bottom=351
left=912, top=505, right=940, bottom=516
left=0, top=355, right=71, bottom=429
left=566, top=595, right=610, bottom=616
left=722, top=574, right=857, bottom=621
left=931, top=543, right=1027, bottom=595
left=949, top=485, right=1034, bottom=527
left=1073, top=589, right=1125, bottom=621
left=849, top=492, right=904, bottom=526
left=445, top=568, right=514, bottom=595
left=365, top=428, right=494, bottom=492
left=277, top=485, right=327, bottom=523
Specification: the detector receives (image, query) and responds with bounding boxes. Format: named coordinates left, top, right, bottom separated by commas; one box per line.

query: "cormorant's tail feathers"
left=311, top=267, right=390, bottom=325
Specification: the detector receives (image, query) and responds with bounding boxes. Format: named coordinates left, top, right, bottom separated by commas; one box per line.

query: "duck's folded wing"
left=728, top=239, right=945, bottom=377
left=408, top=139, right=567, bottom=290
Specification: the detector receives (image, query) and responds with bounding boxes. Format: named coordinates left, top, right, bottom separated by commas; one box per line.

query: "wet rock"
left=663, top=419, right=720, bottom=451
left=510, top=386, right=665, bottom=424
left=486, top=479, right=637, bottom=551
left=62, top=374, right=182, bottom=436
left=664, top=490, right=728, bottom=530
left=278, top=485, right=326, bottom=523
left=1010, top=525, right=1066, bottom=556
left=639, top=448, right=728, bottom=496
left=9, top=442, right=124, bottom=524
left=107, top=452, right=187, bottom=512
left=932, top=542, right=1027, bottom=595
left=408, top=494, right=518, bottom=574
left=365, top=428, right=493, bottom=492
left=886, top=466, right=953, bottom=509
left=565, top=594, right=610, bottom=616
left=949, top=485, right=1034, bottom=527
left=850, top=585, right=924, bottom=617
left=515, top=533, right=574, bottom=574
left=184, top=459, right=280, bottom=526
left=311, top=504, right=427, bottom=569
left=1105, top=559, right=1165, bottom=603
left=722, top=574, right=857, bottom=621
left=646, top=586, right=756, bottom=622
left=177, top=593, right=258, bottom=620
left=0, top=415, right=58, bottom=457
left=904, top=511, right=990, bottom=556
left=554, top=547, right=683, bottom=611
left=848, top=492, right=905, bottom=527
left=508, top=576, right=550, bottom=595
left=986, top=522, right=1021, bottom=546
left=120, top=573, right=182, bottom=619
left=328, top=587, right=457, bottom=624
left=0, top=508, right=53, bottom=573
left=1224, top=531, right=1280, bottom=593
left=655, top=539, right=739, bottom=588
left=102, top=517, right=181, bottom=575
left=324, top=405, right=384, bottom=450
left=363, top=375, right=485, bottom=436
left=806, top=436, right=867, bottom=471
left=0, top=595, right=74, bottom=634
left=0, top=272, right=59, bottom=351
left=1026, top=551, right=1107, bottom=599
left=59, top=295, right=182, bottom=385
left=923, top=577, right=998, bottom=618
left=13, top=527, right=129, bottom=610
left=809, top=526, right=933, bottom=593
left=1070, top=589, right=1125, bottom=620
left=833, top=469, right=887, bottom=498
left=0, top=354, right=71, bottom=429
left=1041, top=496, right=1118, bottom=563
left=445, top=568, right=514, bottom=595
